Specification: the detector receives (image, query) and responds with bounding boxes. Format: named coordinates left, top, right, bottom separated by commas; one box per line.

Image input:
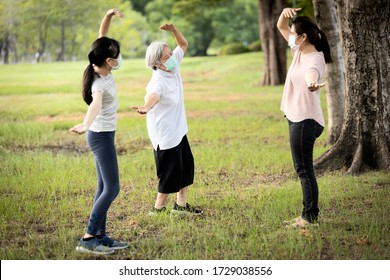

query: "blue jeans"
left=288, top=119, right=324, bottom=223
left=86, top=130, right=120, bottom=236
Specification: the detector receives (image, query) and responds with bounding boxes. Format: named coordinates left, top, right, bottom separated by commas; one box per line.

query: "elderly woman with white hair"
left=132, top=23, right=202, bottom=215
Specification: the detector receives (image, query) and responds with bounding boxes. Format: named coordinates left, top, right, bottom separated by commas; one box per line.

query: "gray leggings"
left=86, top=130, right=119, bottom=236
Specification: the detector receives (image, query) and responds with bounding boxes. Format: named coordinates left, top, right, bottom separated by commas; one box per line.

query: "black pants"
left=154, top=135, right=194, bottom=194
left=288, top=119, right=324, bottom=223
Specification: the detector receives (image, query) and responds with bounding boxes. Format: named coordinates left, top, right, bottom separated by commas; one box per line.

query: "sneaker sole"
left=76, top=246, right=115, bottom=255
left=286, top=223, right=319, bottom=229
left=171, top=209, right=203, bottom=216
left=149, top=211, right=170, bottom=216
left=283, top=217, right=301, bottom=225
left=111, top=244, right=129, bottom=250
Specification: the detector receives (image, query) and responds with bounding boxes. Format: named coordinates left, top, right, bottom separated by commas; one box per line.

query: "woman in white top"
left=69, top=9, right=128, bottom=254
left=133, top=23, right=202, bottom=215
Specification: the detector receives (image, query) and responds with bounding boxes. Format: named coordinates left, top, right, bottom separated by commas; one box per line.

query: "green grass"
left=0, top=52, right=389, bottom=260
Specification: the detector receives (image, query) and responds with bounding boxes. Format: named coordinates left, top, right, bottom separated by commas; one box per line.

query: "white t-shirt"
left=89, top=73, right=118, bottom=132
left=145, top=46, right=188, bottom=150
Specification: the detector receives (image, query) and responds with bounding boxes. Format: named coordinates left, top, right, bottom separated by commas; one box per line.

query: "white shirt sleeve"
left=174, top=46, right=185, bottom=64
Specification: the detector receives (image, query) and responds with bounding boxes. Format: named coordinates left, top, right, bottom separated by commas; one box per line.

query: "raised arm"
left=160, top=24, right=188, bottom=53
left=98, top=8, right=124, bottom=38
left=277, top=7, right=301, bottom=41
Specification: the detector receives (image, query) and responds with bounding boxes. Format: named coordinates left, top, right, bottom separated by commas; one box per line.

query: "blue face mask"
left=110, top=54, right=122, bottom=70
left=163, top=55, right=178, bottom=72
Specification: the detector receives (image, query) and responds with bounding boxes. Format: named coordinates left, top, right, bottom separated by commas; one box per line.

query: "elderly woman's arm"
left=131, top=93, right=160, bottom=114
left=160, top=23, right=188, bottom=53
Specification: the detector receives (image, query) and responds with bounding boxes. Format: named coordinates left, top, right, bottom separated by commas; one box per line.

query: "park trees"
left=315, top=0, right=390, bottom=174
left=257, top=0, right=287, bottom=86
left=0, top=0, right=148, bottom=63
left=140, top=0, right=259, bottom=57
left=1, top=0, right=260, bottom=63
left=0, top=0, right=22, bottom=63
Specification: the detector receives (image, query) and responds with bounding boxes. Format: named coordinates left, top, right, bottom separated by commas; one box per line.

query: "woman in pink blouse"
left=277, top=7, right=333, bottom=228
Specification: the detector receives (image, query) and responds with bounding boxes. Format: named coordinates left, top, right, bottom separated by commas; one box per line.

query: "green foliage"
left=288, top=0, right=314, bottom=18
left=219, top=43, right=250, bottom=55
left=128, top=0, right=153, bottom=15
left=211, top=0, right=259, bottom=47
left=1, top=53, right=389, bottom=260
left=1, top=0, right=261, bottom=62
left=1, top=0, right=150, bottom=62
left=248, top=40, right=262, bottom=52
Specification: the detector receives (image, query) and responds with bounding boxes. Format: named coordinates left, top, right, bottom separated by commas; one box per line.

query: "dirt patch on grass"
left=6, top=138, right=150, bottom=156
left=36, top=114, right=84, bottom=123
left=7, top=142, right=89, bottom=154
left=320, top=234, right=335, bottom=260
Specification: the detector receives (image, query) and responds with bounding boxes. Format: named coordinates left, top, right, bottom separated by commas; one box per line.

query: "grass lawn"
left=0, top=52, right=389, bottom=260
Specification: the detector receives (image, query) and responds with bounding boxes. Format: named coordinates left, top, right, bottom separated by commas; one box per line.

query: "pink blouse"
left=281, top=50, right=326, bottom=127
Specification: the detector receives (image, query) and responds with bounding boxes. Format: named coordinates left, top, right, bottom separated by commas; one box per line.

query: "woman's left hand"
left=308, top=82, right=326, bottom=92
left=160, top=23, right=176, bottom=32
left=106, top=8, right=124, bottom=18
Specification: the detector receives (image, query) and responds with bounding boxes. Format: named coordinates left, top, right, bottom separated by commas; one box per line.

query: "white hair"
left=145, top=41, right=169, bottom=70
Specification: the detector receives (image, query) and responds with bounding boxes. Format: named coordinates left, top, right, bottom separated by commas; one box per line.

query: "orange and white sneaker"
left=284, top=216, right=319, bottom=228
left=283, top=216, right=301, bottom=226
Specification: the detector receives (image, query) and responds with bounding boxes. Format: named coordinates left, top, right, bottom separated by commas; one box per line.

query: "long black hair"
left=82, top=37, right=120, bottom=105
left=293, top=16, right=333, bottom=64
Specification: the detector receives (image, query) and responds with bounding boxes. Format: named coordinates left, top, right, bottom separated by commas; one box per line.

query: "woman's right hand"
left=282, top=7, right=301, bottom=18
left=131, top=106, right=149, bottom=115
left=159, top=23, right=177, bottom=32
left=69, top=123, right=88, bottom=135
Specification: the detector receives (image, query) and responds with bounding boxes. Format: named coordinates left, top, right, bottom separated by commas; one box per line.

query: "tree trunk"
left=315, top=0, right=390, bottom=174
left=258, top=0, right=287, bottom=86
left=36, top=19, right=47, bottom=63
left=56, top=20, right=66, bottom=62
left=0, top=40, right=3, bottom=61
left=312, top=0, right=345, bottom=146
left=3, top=34, right=10, bottom=64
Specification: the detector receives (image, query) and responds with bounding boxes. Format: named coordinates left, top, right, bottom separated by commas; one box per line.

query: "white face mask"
left=288, top=34, right=303, bottom=51
left=109, top=54, right=122, bottom=71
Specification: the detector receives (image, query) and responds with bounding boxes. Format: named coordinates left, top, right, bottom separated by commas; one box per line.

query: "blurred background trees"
left=0, top=0, right=265, bottom=63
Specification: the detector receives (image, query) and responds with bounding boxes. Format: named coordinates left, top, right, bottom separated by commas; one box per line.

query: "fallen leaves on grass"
left=356, top=237, right=370, bottom=245
left=299, top=229, right=311, bottom=237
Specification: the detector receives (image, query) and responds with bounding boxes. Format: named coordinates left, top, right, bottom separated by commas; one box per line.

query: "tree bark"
left=3, top=34, right=9, bottom=64
left=36, top=18, right=47, bottom=63
left=312, top=0, right=345, bottom=146
left=56, top=20, right=66, bottom=62
left=315, top=0, right=390, bottom=175
left=258, top=0, right=287, bottom=86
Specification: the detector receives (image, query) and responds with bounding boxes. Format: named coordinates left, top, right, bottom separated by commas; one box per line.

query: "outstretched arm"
left=305, top=71, right=326, bottom=92
left=131, top=93, right=160, bottom=115
left=69, top=92, right=103, bottom=134
left=99, top=8, right=124, bottom=38
left=160, top=24, right=188, bottom=53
